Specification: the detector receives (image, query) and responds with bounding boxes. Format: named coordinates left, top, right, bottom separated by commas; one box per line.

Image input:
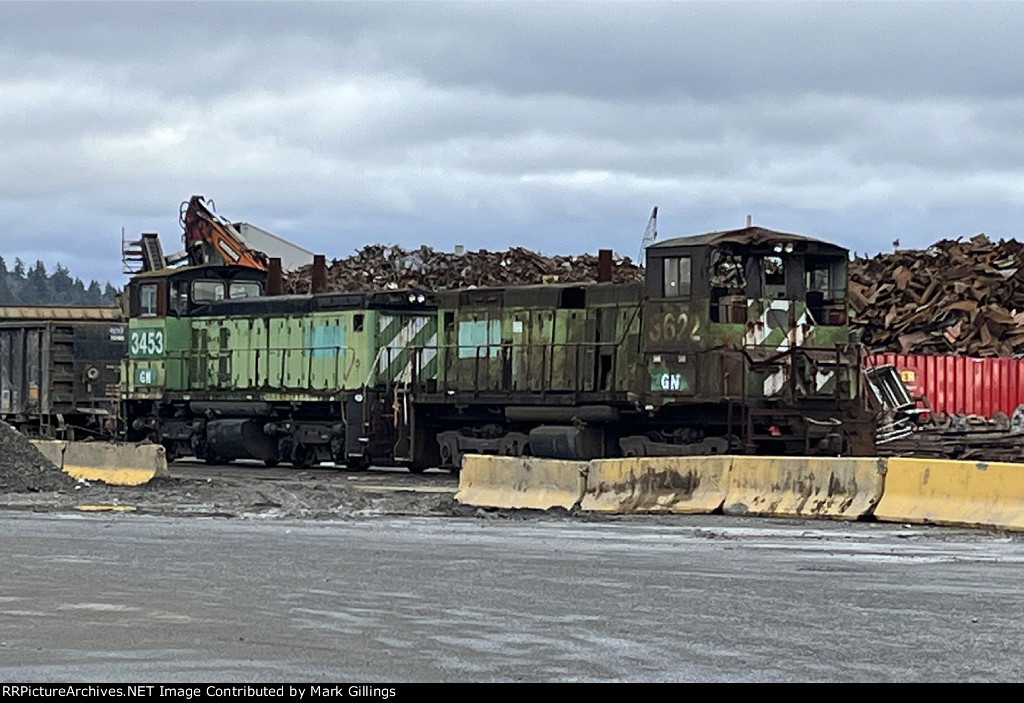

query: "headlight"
left=407, top=292, right=417, bottom=303
left=354, top=393, right=364, bottom=403
left=416, top=293, right=426, bottom=303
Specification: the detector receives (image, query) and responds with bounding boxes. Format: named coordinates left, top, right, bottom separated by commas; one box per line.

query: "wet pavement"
left=3, top=512, right=1024, bottom=682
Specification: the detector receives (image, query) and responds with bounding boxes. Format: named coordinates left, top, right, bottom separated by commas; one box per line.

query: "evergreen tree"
left=0, top=254, right=119, bottom=306
left=26, top=260, right=50, bottom=304
left=0, top=256, right=13, bottom=304
left=51, top=264, right=75, bottom=303
left=86, top=280, right=103, bottom=305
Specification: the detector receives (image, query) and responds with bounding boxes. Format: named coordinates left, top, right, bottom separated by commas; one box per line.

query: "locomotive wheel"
left=345, top=452, right=369, bottom=471
left=407, top=465, right=428, bottom=474
left=263, top=459, right=279, bottom=468
left=201, top=444, right=232, bottom=465
left=291, top=446, right=314, bottom=469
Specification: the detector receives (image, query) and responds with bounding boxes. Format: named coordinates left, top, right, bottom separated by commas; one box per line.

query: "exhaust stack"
left=597, top=249, right=613, bottom=283
left=312, top=254, right=327, bottom=294
left=267, top=258, right=283, bottom=296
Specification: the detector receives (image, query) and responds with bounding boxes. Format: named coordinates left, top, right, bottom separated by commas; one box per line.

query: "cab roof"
left=650, top=225, right=841, bottom=251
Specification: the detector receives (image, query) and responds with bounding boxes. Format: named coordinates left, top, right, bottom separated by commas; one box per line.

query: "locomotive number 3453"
left=130, top=329, right=164, bottom=356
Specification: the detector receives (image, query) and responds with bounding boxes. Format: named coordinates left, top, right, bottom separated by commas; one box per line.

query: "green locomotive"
left=122, top=224, right=877, bottom=470
left=123, top=263, right=436, bottom=467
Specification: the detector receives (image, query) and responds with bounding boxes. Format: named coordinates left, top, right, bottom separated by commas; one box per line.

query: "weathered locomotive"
left=121, top=224, right=877, bottom=470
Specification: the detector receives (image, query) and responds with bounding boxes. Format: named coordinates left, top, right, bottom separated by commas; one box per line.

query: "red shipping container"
left=866, top=354, right=1024, bottom=419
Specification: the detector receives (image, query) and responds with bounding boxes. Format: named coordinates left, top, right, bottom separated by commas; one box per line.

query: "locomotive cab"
left=646, top=227, right=848, bottom=335
left=126, top=265, right=266, bottom=319
left=642, top=225, right=874, bottom=455
left=123, top=265, right=266, bottom=401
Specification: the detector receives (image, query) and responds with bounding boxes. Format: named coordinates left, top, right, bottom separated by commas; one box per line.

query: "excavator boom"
left=181, top=195, right=269, bottom=270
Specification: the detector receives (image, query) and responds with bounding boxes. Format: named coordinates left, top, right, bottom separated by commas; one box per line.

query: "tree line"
left=0, top=257, right=118, bottom=306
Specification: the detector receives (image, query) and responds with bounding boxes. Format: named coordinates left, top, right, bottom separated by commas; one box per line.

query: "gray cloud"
left=3, top=1, right=1024, bottom=285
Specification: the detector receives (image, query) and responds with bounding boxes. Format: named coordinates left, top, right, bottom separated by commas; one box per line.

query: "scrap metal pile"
left=849, top=234, right=1024, bottom=356
left=285, top=244, right=644, bottom=293
left=866, top=364, right=1024, bottom=462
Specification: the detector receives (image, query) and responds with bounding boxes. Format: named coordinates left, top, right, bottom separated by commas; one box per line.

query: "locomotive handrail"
left=149, top=343, right=360, bottom=392
left=412, top=340, right=625, bottom=394
left=731, top=342, right=855, bottom=406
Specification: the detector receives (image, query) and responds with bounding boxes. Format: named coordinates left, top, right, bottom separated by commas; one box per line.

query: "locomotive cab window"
left=762, top=255, right=786, bottom=299
left=805, top=257, right=848, bottom=325
left=139, top=283, right=159, bottom=317
left=229, top=281, right=262, bottom=299
left=805, top=258, right=846, bottom=301
left=662, top=256, right=691, bottom=297
left=193, top=280, right=226, bottom=302
left=170, top=280, right=189, bottom=315
left=709, top=249, right=746, bottom=323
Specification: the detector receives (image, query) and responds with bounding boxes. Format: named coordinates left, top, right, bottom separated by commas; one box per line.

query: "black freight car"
left=0, top=306, right=126, bottom=439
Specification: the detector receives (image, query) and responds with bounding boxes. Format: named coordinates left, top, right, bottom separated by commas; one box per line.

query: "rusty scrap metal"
left=849, top=234, right=1024, bottom=356
left=877, top=409, right=1024, bottom=462
left=285, top=244, right=645, bottom=294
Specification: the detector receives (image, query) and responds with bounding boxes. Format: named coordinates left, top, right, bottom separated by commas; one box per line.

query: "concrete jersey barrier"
left=874, top=457, right=1024, bottom=531
left=456, top=455, right=586, bottom=510
left=581, top=456, right=730, bottom=514
left=725, top=456, right=887, bottom=520
left=61, top=442, right=168, bottom=486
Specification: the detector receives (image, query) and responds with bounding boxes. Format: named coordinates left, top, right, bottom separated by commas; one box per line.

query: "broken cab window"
left=763, top=255, right=785, bottom=298
left=709, top=249, right=746, bottom=323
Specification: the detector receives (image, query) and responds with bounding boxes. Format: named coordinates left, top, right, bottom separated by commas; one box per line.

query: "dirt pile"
left=850, top=234, right=1024, bottom=356
left=286, top=244, right=645, bottom=293
left=0, top=421, right=76, bottom=492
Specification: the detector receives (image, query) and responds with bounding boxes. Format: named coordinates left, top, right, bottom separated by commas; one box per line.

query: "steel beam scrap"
left=284, top=244, right=644, bottom=294
left=849, top=234, right=1024, bottom=356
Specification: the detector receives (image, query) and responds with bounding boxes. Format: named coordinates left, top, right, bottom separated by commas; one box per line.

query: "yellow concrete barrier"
left=456, top=455, right=586, bottom=510
left=581, top=456, right=730, bottom=513
left=725, top=456, right=886, bottom=519
left=30, top=439, right=68, bottom=469
left=874, top=457, right=1024, bottom=531
left=61, top=442, right=168, bottom=486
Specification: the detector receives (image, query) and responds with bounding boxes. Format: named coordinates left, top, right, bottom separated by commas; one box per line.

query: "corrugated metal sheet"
left=0, top=306, right=122, bottom=321
left=867, top=353, right=1024, bottom=418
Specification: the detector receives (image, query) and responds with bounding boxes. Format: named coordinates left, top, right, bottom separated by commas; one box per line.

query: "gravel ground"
left=0, top=468, right=478, bottom=520
left=0, top=419, right=487, bottom=519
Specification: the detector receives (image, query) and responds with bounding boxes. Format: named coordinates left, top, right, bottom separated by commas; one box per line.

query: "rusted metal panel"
left=867, top=353, right=1024, bottom=418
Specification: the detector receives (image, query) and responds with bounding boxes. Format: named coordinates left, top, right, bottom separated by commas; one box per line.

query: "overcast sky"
left=4, top=0, right=1024, bottom=285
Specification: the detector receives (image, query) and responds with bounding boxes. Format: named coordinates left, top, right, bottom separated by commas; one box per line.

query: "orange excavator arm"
left=180, top=195, right=269, bottom=270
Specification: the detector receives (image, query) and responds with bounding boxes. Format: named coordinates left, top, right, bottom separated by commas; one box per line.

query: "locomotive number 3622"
left=648, top=311, right=701, bottom=343
left=130, top=329, right=164, bottom=356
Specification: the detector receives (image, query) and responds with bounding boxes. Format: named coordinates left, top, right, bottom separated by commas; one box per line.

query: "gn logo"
left=651, top=372, right=686, bottom=392
left=135, top=368, right=158, bottom=386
